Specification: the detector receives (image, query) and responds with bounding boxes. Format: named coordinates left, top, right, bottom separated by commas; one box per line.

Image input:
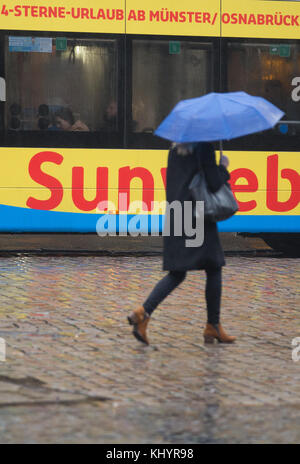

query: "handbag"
left=189, top=167, right=239, bottom=222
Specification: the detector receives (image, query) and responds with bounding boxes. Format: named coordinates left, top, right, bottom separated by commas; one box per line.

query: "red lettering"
left=72, top=8, right=80, bottom=19
left=97, top=9, right=105, bottom=20
left=203, top=12, right=211, bottom=23
left=90, top=8, right=97, bottom=20
left=230, top=168, right=258, bottom=212
left=1, top=5, right=8, bottom=16
left=58, top=7, right=65, bottom=19
left=14, top=6, right=22, bottom=16
left=231, top=13, right=238, bottom=24
left=195, top=12, right=202, bottom=23
left=266, top=15, right=274, bottom=25
left=22, top=5, right=30, bottom=16
left=31, top=6, right=38, bottom=17
left=81, top=8, right=89, bottom=19
left=118, top=167, right=154, bottom=211
left=72, top=167, right=108, bottom=212
left=257, top=14, right=265, bottom=25
left=248, top=14, right=256, bottom=25
left=49, top=7, right=57, bottom=18
left=26, top=151, right=63, bottom=210
left=138, top=10, right=145, bottom=21
left=291, top=15, right=299, bottom=26
left=116, top=9, right=124, bottom=20
left=266, top=154, right=300, bottom=212
left=239, top=14, right=247, bottom=25
left=39, top=6, right=47, bottom=17
left=161, top=168, right=167, bottom=190
left=187, top=12, right=194, bottom=23
left=170, top=11, right=179, bottom=22
left=107, top=9, right=115, bottom=20
left=179, top=12, right=186, bottom=22
left=222, top=13, right=230, bottom=24
left=150, top=11, right=159, bottom=21
left=128, top=9, right=137, bottom=21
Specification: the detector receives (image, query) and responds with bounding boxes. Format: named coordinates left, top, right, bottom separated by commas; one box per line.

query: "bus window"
left=131, top=40, right=213, bottom=135
left=227, top=41, right=300, bottom=136
left=5, top=36, right=119, bottom=134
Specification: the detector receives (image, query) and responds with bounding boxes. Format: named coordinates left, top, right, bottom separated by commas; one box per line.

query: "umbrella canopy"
left=154, top=91, right=284, bottom=143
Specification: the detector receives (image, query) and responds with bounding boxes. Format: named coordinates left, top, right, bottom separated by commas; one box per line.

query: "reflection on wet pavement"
left=0, top=255, right=299, bottom=443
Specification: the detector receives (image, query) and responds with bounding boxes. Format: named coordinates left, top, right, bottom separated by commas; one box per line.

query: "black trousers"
left=143, top=268, right=222, bottom=325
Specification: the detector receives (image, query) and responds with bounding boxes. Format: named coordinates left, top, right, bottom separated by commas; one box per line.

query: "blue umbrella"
left=154, top=91, right=284, bottom=143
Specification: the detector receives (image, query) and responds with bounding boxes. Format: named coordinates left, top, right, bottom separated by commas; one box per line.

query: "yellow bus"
left=0, top=0, right=299, bottom=253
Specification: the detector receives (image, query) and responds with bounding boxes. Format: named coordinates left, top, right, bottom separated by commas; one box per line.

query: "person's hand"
left=220, top=154, right=229, bottom=168
left=71, top=120, right=89, bottom=132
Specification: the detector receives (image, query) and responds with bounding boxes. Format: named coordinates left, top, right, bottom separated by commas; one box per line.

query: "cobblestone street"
left=0, top=254, right=299, bottom=443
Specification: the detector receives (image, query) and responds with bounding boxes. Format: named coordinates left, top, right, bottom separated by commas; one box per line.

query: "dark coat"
left=163, top=142, right=230, bottom=271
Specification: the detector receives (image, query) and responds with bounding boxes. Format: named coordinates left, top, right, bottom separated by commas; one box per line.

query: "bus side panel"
left=0, top=148, right=298, bottom=233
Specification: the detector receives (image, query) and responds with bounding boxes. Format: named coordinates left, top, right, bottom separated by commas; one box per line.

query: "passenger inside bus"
left=263, top=80, right=284, bottom=112
left=103, top=101, right=117, bottom=130
left=9, top=103, right=22, bottom=130
left=38, top=117, right=51, bottom=130
left=37, top=104, right=51, bottom=131
left=36, top=104, right=61, bottom=131
left=54, top=107, right=89, bottom=132
left=103, top=101, right=137, bottom=131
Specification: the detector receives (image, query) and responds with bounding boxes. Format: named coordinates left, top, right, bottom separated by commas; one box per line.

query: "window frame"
left=0, top=29, right=126, bottom=149
left=125, top=34, right=220, bottom=150
left=221, top=36, right=300, bottom=152
left=1, top=32, right=298, bottom=152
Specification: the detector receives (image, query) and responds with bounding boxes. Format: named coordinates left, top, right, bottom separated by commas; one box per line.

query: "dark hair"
left=54, top=107, right=75, bottom=126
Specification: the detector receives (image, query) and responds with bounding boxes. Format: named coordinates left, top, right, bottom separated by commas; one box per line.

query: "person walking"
left=127, top=142, right=236, bottom=345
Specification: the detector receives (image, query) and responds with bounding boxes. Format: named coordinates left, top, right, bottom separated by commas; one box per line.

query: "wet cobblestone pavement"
left=0, top=255, right=299, bottom=443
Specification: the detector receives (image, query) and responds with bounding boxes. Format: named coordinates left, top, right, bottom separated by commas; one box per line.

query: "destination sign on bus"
left=0, top=0, right=299, bottom=39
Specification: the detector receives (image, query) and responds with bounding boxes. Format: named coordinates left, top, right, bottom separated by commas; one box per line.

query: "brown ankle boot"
left=204, top=323, right=236, bottom=344
left=127, top=306, right=150, bottom=345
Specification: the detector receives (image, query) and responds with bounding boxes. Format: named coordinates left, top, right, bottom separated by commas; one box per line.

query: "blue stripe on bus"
left=218, top=215, right=300, bottom=232
left=0, top=204, right=299, bottom=233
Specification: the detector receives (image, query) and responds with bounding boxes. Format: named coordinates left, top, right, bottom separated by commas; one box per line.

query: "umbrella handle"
left=219, top=140, right=223, bottom=164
